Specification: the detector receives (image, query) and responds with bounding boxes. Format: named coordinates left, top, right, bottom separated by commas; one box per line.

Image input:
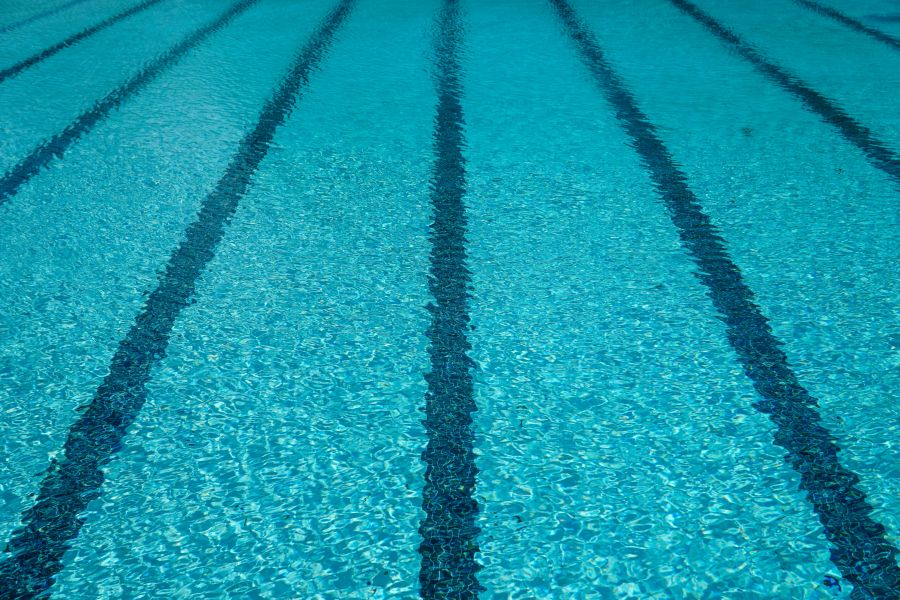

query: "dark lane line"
left=0, top=0, right=259, bottom=209
left=794, top=0, right=900, bottom=52
left=549, top=0, right=900, bottom=597
left=0, top=0, right=355, bottom=597
left=417, top=0, right=482, bottom=597
left=666, top=0, right=900, bottom=187
left=0, top=0, right=95, bottom=35
left=0, top=0, right=168, bottom=85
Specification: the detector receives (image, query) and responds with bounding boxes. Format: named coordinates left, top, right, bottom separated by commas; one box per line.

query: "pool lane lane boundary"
left=548, top=0, right=900, bottom=596
left=0, top=0, right=96, bottom=35
left=665, top=0, right=900, bottom=188
left=0, top=0, right=260, bottom=209
left=0, top=0, right=356, bottom=596
left=0, top=0, right=169, bottom=85
left=794, top=0, right=900, bottom=52
left=417, top=0, right=483, bottom=597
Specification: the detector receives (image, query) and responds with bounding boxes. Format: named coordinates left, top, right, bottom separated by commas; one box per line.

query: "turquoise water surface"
left=0, top=0, right=897, bottom=598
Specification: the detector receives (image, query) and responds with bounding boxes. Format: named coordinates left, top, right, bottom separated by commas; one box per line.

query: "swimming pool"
left=0, top=0, right=897, bottom=597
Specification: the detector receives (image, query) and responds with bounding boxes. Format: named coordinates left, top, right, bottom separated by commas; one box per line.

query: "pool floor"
left=0, top=0, right=898, bottom=598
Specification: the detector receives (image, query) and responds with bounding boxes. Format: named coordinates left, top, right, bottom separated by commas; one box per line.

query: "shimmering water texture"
left=0, top=0, right=897, bottom=598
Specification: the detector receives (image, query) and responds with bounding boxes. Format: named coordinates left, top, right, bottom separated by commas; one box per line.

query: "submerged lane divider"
left=549, top=0, right=900, bottom=596
left=0, top=0, right=96, bottom=35
left=0, top=0, right=168, bottom=85
left=0, top=0, right=259, bottom=208
left=666, top=0, right=900, bottom=187
left=794, top=0, right=900, bottom=52
left=417, top=0, right=483, bottom=597
left=0, top=1, right=355, bottom=596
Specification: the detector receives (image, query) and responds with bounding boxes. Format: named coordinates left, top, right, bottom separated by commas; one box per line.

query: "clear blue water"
left=0, top=0, right=897, bottom=598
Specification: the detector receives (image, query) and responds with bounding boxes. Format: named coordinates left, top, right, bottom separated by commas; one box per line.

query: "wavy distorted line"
left=0, top=0, right=259, bottom=208
left=0, top=0, right=96, bottom=35
left=794, top=0, right=900, bottom=52
left=666, top=0, right=900, bottom=187
left=417, top=0, right=483, bottom=598
left=0, top=0, right=168, bottom=85
left=549, top=0, right=900, bottom=596
left=0, top=0, right=356, bottom=597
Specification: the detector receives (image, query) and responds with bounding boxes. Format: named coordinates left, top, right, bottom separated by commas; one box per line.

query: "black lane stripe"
left=549, top=0, right=900, bottom=597
left=666, top=0, right=900, bottom=187
left=0, top=0, right=167, bottom=85
left=794, top=0, right=900, bottom=52
left=0, top=0, right=94, bottom=35
left=0, top=1, right=355, bottom=597
left=0, top=0, right=259, bottom=209
left=417, top=0, right=482, bottom=597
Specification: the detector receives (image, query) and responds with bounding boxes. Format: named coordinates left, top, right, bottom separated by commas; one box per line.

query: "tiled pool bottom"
left=0, top=0, right=898, bottom=597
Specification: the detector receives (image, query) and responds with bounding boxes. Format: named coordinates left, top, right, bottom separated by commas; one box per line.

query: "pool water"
left=0, top=0, right=897, bottom=598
